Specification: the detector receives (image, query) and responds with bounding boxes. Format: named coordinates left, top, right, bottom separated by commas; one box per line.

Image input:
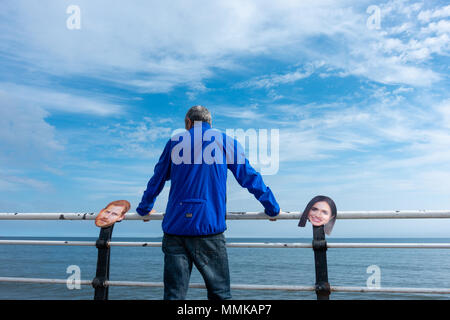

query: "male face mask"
left=95, top=200, right=131, bottom=228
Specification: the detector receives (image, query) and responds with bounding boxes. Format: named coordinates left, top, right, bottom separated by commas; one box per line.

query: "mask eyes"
left=311, top=206, right=330, bottom=216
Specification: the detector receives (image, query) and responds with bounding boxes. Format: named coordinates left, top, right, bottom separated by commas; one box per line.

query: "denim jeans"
left=161, top=232, right=232, bottom=300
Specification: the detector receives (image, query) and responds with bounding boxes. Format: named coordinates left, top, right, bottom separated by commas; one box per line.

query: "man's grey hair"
left=185, top=105, right=212, bottom=125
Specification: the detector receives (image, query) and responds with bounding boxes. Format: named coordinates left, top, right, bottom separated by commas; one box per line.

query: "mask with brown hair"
left=95, top=200, right=131, bottom=228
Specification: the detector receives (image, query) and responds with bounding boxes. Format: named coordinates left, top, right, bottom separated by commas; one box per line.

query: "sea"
left=0, top=237, right=449, bottom=300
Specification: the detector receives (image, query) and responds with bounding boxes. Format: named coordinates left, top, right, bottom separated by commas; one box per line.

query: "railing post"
left=92, top=224, right=114, bottom=300
left=312, top=225, right=331, bottom=300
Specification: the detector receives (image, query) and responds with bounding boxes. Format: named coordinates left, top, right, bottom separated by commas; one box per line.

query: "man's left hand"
left=143, top=209, right=156, bottom=222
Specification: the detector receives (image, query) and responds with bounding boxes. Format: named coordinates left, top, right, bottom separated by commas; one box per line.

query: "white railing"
left=1, top=210, right=450, bottom=298
left=0, top=240, right=450, bottom=249
left=1, top=277, right=449, bottom=294
left=1, top=210, right=450, bottom=220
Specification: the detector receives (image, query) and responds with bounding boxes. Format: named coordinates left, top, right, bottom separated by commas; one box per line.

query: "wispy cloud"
left=0, top=81, right=129, bottom=170
left=0, top=171, right=50, bottom=192
left=73, top=177, right=145, bottom=199
left=0, top=83, right=124, bottom=116
left=235, top=63, right=319, bottom=89
left=98, top=119, right=173, bottom=158
left=418, top=4, right=450, bottom=22
left=2, top=1, right=447, bottom=93
left=0, top=90, right=62, bottom=166
left=214, top=104, right=264, bottom=122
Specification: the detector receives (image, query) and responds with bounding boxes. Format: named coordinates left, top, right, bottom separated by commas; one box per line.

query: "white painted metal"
left=106, top=281, right=317, bottom=292
left=0, top=212, right=100, bottom=220
left=1, top=210, right=450, bottom=220
left=109, top=242, right=313, bottom=248
left=330, top=286, right=450, bottom=294
left=109, top=241, right=162, bottom=247
left=227, top=242, right=450, bottom=249
left=0, top=277, right=92, bottom=286
left=0, top=277, right=448, bottom=294
left=327, top=243, right=450, bottom=249
left=1, top=240, right=450, bottom=249
left=0, top=240, right=96, bottom=246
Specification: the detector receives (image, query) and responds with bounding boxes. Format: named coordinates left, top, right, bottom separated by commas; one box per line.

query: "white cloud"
left=236, top=64, right=316, bottom=89
left=1, top=0, right=446, bottom=93
left=0, top=89, right=62, bottom=166
left=436, top=99, right=450, bottom=128
left=214, top=105, right=264, bottom=122
left=381, top=0, right=424, bottom=18
left=73, top=177, right=144, bottom=199
left=418, top=4, right=450, bottom=22
left=92, top=118, right=174, bottom=159
left=0, top=83, right=123, bottom=116
left=0, top=82, right=128, bottom=170
left=389, top=22, right=414, bottom=34
left=420, top=19, right=450, bottom=34
left=0, top=171, right=50, bottom=191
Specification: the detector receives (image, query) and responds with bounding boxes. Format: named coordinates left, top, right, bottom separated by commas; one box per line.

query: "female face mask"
left=307, top=201, right=332, bottom=227
left=299, top=195, right=337, bottom=235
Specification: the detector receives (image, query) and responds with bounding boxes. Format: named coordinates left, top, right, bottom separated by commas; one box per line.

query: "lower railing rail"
left=1, top=277, right=449, bottom=294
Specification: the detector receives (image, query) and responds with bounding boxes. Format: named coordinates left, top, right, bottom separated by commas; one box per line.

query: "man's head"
left=185, top=105, right=212, bottom=130
left=95, top=200, right=131, bottom=228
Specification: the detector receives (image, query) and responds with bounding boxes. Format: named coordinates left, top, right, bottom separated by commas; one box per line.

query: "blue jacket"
left=136, top=122, right=280, bottom=236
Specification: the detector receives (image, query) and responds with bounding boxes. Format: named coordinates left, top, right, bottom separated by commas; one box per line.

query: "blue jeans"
left=162, top=232, right=232, bottom=300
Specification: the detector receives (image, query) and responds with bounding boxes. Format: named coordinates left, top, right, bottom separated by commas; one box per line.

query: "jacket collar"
left=190, top=121, right=211, bottom=131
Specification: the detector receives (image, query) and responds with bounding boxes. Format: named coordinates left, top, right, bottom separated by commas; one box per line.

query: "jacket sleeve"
left=136, top=140, right=172, bottom=216
left=226, top=139, right=280, bottom=217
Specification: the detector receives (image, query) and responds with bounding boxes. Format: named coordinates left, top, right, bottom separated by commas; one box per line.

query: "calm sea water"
left=0, top=237, right=449, bottom=300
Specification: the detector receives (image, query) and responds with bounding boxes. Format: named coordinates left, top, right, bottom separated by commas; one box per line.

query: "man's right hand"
left=143, top=209, right=156, bottom=222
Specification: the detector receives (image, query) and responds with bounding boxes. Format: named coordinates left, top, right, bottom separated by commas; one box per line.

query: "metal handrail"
left=1, top=210, right=450, bottom=220
left=1, top=277, right=449, bottom=294
left=1, top=240, right=450, bottom=249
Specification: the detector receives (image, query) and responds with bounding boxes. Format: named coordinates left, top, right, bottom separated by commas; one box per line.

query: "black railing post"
left=92, top=224, right=114, bottom=300
left=312, top=225, right=331, bottom=300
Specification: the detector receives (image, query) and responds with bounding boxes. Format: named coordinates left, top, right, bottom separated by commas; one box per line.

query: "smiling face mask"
left=95, top=200, right=131, bottom=228
left=298, top=195, right=337, bottom=235
left=308, top=201, right=332, bottom=227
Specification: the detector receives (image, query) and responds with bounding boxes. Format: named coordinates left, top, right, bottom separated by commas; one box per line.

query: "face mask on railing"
left=95, top=200, right=131, bottom=228
left=298, top=195, right=337, bottom=236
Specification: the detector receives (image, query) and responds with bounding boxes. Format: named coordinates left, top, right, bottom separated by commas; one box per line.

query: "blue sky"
left=1, top=0, right=450, bottom=237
